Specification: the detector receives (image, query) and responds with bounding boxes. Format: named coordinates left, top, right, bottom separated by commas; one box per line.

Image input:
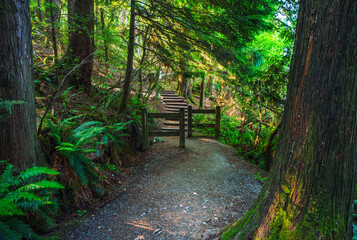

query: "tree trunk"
left=67, top=0, right=74, bottom=28
left=263, top=122, right=281, bottom=171
left=220, top=0, right=357, bottom=239
left=100, top=8, right=109, bottom=67
left=207, top=75, right=214, bottom=96
left=199, top=76, right=205, bottom=109
left=178, top=63, right=188, bottom=97
left=47, top=0, right=59, bottom=84
left=118, top=0, right=136, bottom=114
left=66, top=0, right=94, bottom=93
left=0, top=0, right=45, bottom=170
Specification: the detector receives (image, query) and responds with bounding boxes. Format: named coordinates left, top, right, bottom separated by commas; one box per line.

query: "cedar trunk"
left=0, top=0, right=45, bottom=169
left=220, top=0, right=357, bottom=239
left=66, top=0, right=94, bottom=93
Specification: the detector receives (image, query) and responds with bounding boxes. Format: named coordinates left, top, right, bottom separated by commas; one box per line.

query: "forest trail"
left=59, top=137, right=263, bottom=240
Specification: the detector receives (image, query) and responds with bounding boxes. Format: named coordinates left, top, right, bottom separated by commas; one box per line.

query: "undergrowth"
left=0, top=161, right=64, bottom=240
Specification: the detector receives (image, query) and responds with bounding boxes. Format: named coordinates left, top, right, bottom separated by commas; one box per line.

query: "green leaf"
left=0, top=199, right=24, bottom=216
left=13, top=167, right=60, bottom=186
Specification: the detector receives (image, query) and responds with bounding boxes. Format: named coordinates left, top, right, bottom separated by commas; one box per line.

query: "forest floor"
left=57, top=136, right=264, bottom=240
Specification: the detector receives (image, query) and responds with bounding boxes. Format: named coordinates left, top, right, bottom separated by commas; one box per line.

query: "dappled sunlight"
left=126, top=220, right=156, bottom=231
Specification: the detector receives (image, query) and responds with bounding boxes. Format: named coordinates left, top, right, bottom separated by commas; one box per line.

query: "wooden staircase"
left=161, top=90, right=188, bottom=131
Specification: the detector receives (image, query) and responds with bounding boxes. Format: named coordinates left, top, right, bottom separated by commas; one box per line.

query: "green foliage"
left=253, top=173, right=266, bottom=183
left=44, top=115, right=130, bottom=199
left=0, top=162, right=64, bottom=239
left=77, top=209, right=87, bottom=217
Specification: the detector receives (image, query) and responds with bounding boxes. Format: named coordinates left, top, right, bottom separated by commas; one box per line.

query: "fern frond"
left=0, top=199, right=24, bottom=216
left=73, top=121, right=103, bottom=134
left=4, top=217, right=43, bottom=240
left=28, top=209, right=55, bottom=232
left=0, top=162, right=14, bottom=190
left=13, top=167, right=60, bottom=186
left=75, top=126, right=106, bottom=146
left=5, top=192, right=49, bottom=211
left=61, top=114, right=84, bottom=126
left=69, top=156, right=89, bottom=185
left=15, top=180, right=64, bottom=192
left=0, top=221, right=22, bottom=240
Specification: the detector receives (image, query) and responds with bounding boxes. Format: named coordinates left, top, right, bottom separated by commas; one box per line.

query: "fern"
left=0, top=199, right=24, bottom=216
left=0, top=162, right=64, bottom=239
left=0, top=222, right=22, bottom=240
left=13, top=167, right=60, bottom=186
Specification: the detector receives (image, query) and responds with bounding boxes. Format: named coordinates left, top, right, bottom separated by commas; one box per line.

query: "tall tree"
left=219, top=0, right=357, bottom=239
left=66, top=0, right=95, bottom=93
left=0, top=0, right=45, bottom=170
left=118, top=0, right=136, bottom=114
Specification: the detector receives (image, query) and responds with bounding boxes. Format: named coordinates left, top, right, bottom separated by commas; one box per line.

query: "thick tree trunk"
left=220, top=1, right=357, bottom=239
left=66, top=0, right=94, bottom=93
left=0, top=0, right=45, bottom=170
left=118, top=0, right=136, bottom=114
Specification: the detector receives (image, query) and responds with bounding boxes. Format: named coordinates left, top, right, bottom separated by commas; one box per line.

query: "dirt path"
left=59, top=137, right=263, bottom=240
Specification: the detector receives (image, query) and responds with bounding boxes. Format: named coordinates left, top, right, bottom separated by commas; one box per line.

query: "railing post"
left=142, top=108, right=149, bottom=150
left=187, top=105, right=193, bottom=137
left=179, top=108, right=185, bottom=148
left=215, top=106, right=221, bottom=139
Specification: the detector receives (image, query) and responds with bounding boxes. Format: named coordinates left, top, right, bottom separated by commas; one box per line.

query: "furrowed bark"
left=220, top=1, right=357, bottom=239
left=0, top=0, right=45, bottom=169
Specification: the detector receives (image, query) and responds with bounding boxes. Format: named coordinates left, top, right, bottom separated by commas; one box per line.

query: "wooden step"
left=164, top=99, right=188, bottom=103
left=164, top=108, right=187, bottom=112
left=164, top=122, right=187, bottom=126
left=165, top=105, right=188, bottom=109
left=161, top=90, right=177, bottom=93
left=162, top=127, right=188, bottom=131
left=164, top=103, right=188, bottom=106
left=162, top=96, right=186, bottom=100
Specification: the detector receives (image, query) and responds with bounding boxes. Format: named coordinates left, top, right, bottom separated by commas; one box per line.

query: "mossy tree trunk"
left=220, top=1, right=357, bottom=239
left=0, top=0, right=45, bottom=170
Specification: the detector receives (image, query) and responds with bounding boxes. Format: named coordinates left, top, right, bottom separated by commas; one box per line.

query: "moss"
left=268, top=208, right=293, bottom=240
left=220, top=204, right=259, bottom=239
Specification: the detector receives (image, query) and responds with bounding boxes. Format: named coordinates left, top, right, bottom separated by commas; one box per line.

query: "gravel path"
left=59, top=137, right=263, bottom=240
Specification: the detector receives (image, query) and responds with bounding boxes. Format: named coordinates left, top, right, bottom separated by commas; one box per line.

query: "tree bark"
left=66, top=0, right=94, bottom=93
left=220, top=0, right=357, bottom=239
left=100, top=8, right=109, bottom=67
left=199, top=76, right=205, bottom=109
left=118, top=0, right=136, bottom=114
left=177, top=62, right=188, bottom=97
left=0, top=0, right=45, bottom=170
left=207, top=75, right=214, bottom=97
